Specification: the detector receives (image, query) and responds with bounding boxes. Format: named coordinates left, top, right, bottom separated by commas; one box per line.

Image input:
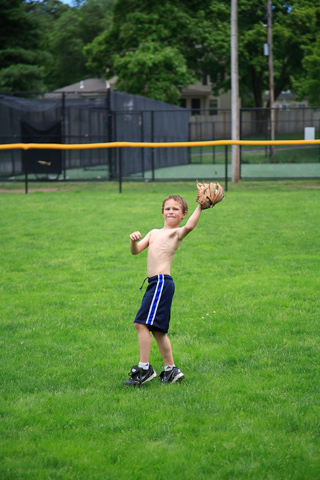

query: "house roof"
left=265, top=90, right=296, bottom=101
left=180, top=87, right=211, bottom=97
left=46, top=77, right=213, bottom=102
left=44, top=77, right=117, bottom=99
left=53, top=78, right=116, bottom=93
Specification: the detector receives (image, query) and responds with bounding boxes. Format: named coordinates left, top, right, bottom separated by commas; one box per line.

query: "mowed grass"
left=0, top=181, right=319, bottom=480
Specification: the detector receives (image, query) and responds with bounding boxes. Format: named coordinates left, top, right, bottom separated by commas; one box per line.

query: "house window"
left=280, top=102, right=289, bottom=111
left=179, top=98, right=187, bottom=108
left=209, top=99, right=218, bottom=115
left=191, top=98, right=201, bottom=116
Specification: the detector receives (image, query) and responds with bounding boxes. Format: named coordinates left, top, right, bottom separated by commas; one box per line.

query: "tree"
left=0, top=0, right=49, bottom=91
left=6, top=0, right=316, bottom=100
left=193, top=0, right=319, bottom=108
left=43, top=0, right=115, bottom=89
left=85, top=0, right=320, bottom=107
left=78, top=0, right=114, bottom=46
left=84, top=0, right=201, bottom=104
left=0, top=0, right=115, bottom=92
left=291, top=36, right=320, bottom=106
left=44, top=8, right=88, bottom=89
left=269, top=1, right=318, bottom=105
left=219, top=0, right=317, bottom=108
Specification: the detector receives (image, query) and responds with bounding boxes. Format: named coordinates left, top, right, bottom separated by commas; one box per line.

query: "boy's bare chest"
left=149, top=229, right=179, bottom=253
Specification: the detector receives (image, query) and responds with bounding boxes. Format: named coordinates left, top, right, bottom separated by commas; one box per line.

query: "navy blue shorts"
left=134, top=274, right=175, bottom=334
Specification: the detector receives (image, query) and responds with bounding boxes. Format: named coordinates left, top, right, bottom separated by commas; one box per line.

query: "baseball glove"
left=196, top=181, right=225, bottom=209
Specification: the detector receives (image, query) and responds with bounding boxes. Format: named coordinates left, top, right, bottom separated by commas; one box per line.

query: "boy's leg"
left=152, top=331, right=184, bottom=384
left=135, top=323, right=152, bottom=363
left=123, top=323, right=156, bottom=386
left=152, top=331, right=174, bottom=366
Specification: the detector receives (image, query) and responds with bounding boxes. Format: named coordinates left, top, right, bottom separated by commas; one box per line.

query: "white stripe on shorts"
left=146, top=274, right=164, bottom=326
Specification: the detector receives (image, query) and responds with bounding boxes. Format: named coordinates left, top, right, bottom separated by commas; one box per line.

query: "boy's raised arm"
left=178, top=204, right=202, bottom=240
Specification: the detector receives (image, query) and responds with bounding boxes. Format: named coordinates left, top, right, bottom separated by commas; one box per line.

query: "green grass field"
left=1, top=181, right=320, bottom=480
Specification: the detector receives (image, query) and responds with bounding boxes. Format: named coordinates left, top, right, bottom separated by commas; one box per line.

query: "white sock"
left=139, top=362, right=149, bottom=370
left=164, top=364, right=175, bottom=372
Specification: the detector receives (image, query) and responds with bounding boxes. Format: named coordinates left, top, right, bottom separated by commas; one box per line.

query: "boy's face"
left=162, top=199, right=187, bottom=226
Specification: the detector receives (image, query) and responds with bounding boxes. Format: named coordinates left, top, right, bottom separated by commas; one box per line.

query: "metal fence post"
left=25, top=155, right=28, bottom=194
left=62, top=92, right=66, bottom=180
left=119, top=147, right=122, bottom=193
left=141, top=112, right=145, bottom=178
left=239, top=108, right=242, bottom=179
left=225, top=145, right=228, bottom=192
left=319, top=119, right=320, bottom=163
left=106, top=87, right=113, bottom=180
left=151, top=111, right=155, bottom=181
left=212, top=122, right=215, bottom=164
left=9, top=107, right=16, bottom=176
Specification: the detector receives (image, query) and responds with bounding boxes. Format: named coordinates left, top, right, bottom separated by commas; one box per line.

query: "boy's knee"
left=152, top=331, right=165, bottom=340
left=134, top=322, right=149, bottom=333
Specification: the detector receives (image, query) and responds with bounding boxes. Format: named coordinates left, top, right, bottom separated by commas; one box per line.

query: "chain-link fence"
left=1, top=91, right=320, bottom=183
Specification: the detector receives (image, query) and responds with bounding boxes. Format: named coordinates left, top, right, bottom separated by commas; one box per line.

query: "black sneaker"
left=123, top=365, right=157, bottom=387
left=159, top=367, right=184, bottom=384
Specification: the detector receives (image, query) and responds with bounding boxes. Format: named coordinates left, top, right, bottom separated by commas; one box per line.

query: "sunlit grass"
left=0, top=181, right=319, bottom=479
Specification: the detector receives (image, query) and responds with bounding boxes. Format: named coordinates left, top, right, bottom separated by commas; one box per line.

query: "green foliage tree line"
left=0, top=0, right=114, bottom=92
left=1, top=0, right=320, bottom=107
left=85, top=0, right=320, bottom=106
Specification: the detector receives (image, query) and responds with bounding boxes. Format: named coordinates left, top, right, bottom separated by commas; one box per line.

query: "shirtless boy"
left=124, top=194, right=202, bottom=386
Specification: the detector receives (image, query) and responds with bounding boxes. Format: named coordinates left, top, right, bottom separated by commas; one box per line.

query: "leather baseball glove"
left=196, top=181, right=225, bottom=209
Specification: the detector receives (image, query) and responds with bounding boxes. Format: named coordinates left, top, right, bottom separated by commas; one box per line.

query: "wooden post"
left=268, top=0, right=275, bottom=157
left=231, top=0, right=240, bottom=182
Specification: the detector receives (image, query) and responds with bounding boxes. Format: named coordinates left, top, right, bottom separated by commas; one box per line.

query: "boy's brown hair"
left=162, top=195, right=188, bottom=214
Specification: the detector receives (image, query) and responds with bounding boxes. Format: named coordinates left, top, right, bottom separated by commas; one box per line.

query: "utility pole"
left=231, top=0, right=240, bottom=182
left=267, top=0, right=275, bottom=157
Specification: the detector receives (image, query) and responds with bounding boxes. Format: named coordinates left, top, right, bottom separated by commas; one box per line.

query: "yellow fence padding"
left=1, top=140, right=320, bottom=150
